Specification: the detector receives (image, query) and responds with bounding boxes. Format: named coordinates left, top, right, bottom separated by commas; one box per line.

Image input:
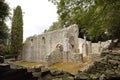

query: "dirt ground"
left=9, top=56, right=89, bottom=74
left=12, top=61, right=89, bottom=74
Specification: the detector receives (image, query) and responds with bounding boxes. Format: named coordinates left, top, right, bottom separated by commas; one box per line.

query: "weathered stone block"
left=47, top=48, right=63, bottom=66
left=0, top=56, right=4, bottom=63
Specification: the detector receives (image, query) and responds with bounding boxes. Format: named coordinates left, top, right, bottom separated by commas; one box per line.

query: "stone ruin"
left=0, top=64, right=37, bottom=80
left=22, top=24, right=111, bottom=65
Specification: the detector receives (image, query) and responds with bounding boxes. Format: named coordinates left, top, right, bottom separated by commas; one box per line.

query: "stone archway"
left=56, top=44, right=63, bottom=52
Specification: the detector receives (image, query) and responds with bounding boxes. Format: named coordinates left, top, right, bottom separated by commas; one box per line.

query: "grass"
left=50, top=62, right=88, bottom=74
left=12, top=57, right=90, bottom=74
left=83, top=56, right=89, bottom=63
left=14, top=61, right=47, bottom=68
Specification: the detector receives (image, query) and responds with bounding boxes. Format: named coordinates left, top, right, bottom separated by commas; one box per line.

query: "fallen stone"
left=99, top=74, right=106, bottom=80
left=108, top=60, right=120, bottom=66
left=41, top=67, right=50, bottom=77
left=34, top=66, right=41, bottom=72
left=50, top=68, right=63, bottom=76
left=32, top=72, right=41, bottom=77
left=76, top=72, right=90, bottom=80
left=52, top=78, right=63, bottom=80
left=89, top=74, right=99, bottom=80
left=67, top=76, right=74, bottom=80
left=0, top=56, right=4, bottom=63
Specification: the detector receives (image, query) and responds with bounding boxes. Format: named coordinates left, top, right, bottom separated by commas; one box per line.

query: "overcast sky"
left=5, top=0, right=58, bottom=40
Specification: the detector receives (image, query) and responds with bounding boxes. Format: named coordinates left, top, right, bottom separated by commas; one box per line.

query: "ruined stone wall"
left=78, top=38, right=111, bottom=61
left=78, top=38, right=111, bottom=55
left=22, top=24, right=111, bottom=64
left=22, top=24, right=79, bottom=63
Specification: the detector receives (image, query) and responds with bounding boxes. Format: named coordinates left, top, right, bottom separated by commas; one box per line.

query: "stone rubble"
left=28, top=66, right=75, bottom=80
left=75, top=50, right=120, bottom=80
left=0, top=63, right=37, bottom=80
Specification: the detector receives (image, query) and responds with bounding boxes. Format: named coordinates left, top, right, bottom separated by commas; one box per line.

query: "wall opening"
left=30, top=38, right=33, bottom=46
left=56, top=44, right=63, bottom=51
left=69, top=36, right=75, bottom=49
left=71, top=44, right=74, bottom=48
left=42, top=37, right=46, bottom=44
left=31, top=39, right=33, bottom=42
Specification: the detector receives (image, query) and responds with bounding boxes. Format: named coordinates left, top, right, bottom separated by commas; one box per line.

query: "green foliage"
left=11, top=6, right=23, bottom=60
left=0, top=0, right=10, bottom=44
left=44, top=21, right=63, bottom=33
left=48, top=21, right=62, bottom=31
left=44, top=29, right=48, bottom=33
left=0, top=0, right=10, bottom=55
left=0, top=44, right=5, bottom=56
left=0, top=0, right=10, bottom=20
left=4, top=44, right=11, bottom=55
left=49, top=0, right=120, bottom=42
left=0, top=22, right=9, bottom=44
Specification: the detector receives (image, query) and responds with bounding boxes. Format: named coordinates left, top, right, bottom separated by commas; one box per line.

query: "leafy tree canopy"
left=0, top=0, right=9, bottom=21
left=0, top=0, right=10, bottom=55
left=49, top=0, right=120, bottom=42
left=0, top=0, right=10, bottom=44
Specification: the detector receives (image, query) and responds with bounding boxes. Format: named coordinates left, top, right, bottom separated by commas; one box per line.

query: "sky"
left=5, top=0, right=58, bottom=40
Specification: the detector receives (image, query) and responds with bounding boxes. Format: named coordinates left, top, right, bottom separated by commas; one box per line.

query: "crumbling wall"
left=22, top=24, right=79, bottom=63
left=47, top=48, right=63, bottom=66
left=78, top=38, right=111, bottom=61
left=78, top=38, right=111, bottom=55
left=22, top=24, right=111, bottom=64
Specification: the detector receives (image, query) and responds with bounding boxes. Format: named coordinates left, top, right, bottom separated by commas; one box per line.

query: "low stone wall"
left=0, top=64, right=37, bottom=80
left=88, top=54, right=101, bottom=62
left=73, top=54, right=83, bottom=62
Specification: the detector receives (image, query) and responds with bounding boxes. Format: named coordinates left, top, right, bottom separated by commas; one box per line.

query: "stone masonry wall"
left=78, top=38, right=111, bottom=55
left=78, top=38, right=111, bottom=61
left=47, top=48, right=63, bottom=66
left=22, top=24, right=111, bottom=64
left=22, top=24, right=79, bottom=63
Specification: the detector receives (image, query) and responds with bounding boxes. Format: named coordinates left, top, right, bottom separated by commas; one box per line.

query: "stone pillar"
left=82, top=35, right=88, bottom=57
left=98, top=41, right=102, bottom=54
left=88, top=41, right=92, bottom=54
left=63, top=38, right=69, bottom=62
left=82, top=43, right=88, bottom=57
left=36, top=35, right=39, bottom=62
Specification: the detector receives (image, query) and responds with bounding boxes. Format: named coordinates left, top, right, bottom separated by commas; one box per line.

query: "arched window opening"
left=42, top=37, right=46, bottom=44
left=56, top=44, right=63, bottom=51
left=71, top=44, right=74, bottom=48
left=30, top=38, right=33, bottom=46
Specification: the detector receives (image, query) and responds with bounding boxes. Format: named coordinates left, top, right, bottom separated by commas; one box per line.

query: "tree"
left=11, top=6, right=23, bottom=60
left=0, top=22, right=9, bottom=44
left=49, top=0, right=98, bottom=39
left=0, top=0, right=10, bottom=55
left=44, top=21, right=63, bottom=33
left=0, top=0, right=9, bottom=21
left=49, top=0, right=120, bottom=42
left=48, top=21, right=62, bottom=31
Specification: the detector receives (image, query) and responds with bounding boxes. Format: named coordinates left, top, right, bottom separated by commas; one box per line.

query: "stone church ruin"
left=22, top=24, right=111, bottom=65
